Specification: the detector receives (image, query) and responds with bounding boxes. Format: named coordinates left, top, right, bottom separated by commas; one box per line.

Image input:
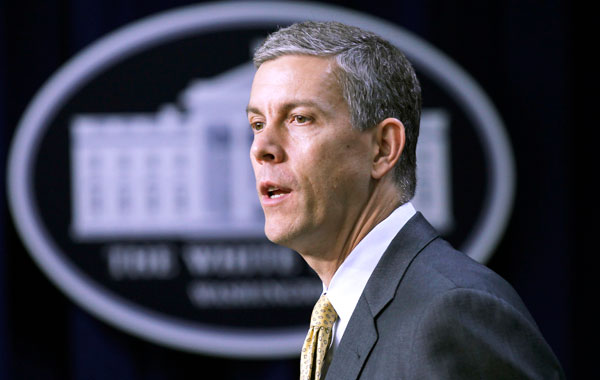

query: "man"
left=247, top=21, right=564, bottom=379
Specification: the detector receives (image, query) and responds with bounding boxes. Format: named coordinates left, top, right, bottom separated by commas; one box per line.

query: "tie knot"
left=310, top=294, right=337, bottom=328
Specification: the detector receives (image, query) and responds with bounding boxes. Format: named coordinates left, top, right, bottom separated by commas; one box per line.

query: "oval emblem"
left=7, top=1, right=515, bottom=357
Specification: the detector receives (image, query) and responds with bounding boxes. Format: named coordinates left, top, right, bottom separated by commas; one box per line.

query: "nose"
left=251, top=126, right=285, bottom=164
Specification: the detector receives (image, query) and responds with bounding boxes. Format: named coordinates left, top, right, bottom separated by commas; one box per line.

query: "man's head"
left=247, top=21, right=421, bottom=257
left=254, top=21, right=421, bottom=201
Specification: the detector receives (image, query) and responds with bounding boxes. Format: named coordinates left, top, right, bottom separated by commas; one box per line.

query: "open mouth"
left=267, top=186, right=287, bottom=199
left=260, top=182, right=292, bottom=201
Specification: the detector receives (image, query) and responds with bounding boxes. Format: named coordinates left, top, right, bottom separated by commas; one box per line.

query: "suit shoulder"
left=400, top=237, right=533, bottom=319
left=399, top=239, right=564, bottom=378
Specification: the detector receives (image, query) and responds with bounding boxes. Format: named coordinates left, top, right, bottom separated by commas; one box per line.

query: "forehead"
left=249, top=55, right=344, bottom=109
left=255, top=54, right=335, bottom=79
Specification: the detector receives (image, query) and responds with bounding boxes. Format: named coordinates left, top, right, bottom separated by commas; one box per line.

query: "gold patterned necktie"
left=300, top=294, right=338, bottom=380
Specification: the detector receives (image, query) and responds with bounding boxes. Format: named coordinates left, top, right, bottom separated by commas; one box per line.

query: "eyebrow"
left=245, top=105, right=262, bottom=115
left=246, top=100, right=329, bottom=116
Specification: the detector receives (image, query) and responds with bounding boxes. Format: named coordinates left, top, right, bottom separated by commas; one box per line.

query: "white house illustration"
left=70, top=62, right=452, bottom=240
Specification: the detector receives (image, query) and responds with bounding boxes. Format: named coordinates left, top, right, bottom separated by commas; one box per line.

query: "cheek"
left=289, top=128, right=372, bottom=191
left=335, top=137, right=372, bottom=174
left=309, top=141, right=371, bottom=194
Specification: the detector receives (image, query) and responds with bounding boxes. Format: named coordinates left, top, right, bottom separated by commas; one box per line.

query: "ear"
left=371, top=118, right=405, bottom=180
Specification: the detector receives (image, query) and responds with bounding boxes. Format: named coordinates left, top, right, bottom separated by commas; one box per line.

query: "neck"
left=302, top=180, right=403, bottom=287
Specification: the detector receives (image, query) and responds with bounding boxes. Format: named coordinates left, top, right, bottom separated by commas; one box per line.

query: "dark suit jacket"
left=325, top=213, right=564, bottom=379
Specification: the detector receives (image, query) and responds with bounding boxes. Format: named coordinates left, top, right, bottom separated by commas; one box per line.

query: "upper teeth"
left=267, top=186, right=284, bottom=198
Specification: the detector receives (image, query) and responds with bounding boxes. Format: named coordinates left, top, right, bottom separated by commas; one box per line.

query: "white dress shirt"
left=323, top=202, right=416, bottom=359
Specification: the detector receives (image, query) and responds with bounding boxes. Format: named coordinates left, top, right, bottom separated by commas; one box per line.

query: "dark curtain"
left=1, top=0, right=585, bottom=379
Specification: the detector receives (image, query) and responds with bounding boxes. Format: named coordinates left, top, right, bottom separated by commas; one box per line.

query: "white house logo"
left=6, top=1, right=515, bottom=358
left=70, top=63, right=452, bottom=239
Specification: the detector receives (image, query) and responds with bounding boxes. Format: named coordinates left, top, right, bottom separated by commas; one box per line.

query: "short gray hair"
left=253, top=21, right=421, bottom=202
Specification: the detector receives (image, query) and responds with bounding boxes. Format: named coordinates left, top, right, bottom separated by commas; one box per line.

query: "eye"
left=292, top=115, right=311, bottom=124
left=250, top=121, right=265, bottom=132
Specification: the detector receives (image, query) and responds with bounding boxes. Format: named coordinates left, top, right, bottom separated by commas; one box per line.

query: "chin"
left=264, top=222, right=297, bottom=249
left=264, top=227, right=288, bottom=245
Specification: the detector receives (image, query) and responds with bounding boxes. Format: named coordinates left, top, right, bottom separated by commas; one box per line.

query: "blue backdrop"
left=1, top=0, right=585, bottom=378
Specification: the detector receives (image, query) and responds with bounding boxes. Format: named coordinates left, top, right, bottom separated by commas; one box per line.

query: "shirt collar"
left=324, top=202, right=416, bottom=329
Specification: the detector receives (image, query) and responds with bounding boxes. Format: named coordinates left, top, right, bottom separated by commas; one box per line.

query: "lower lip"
left=261, top=192, right=291, bottom=206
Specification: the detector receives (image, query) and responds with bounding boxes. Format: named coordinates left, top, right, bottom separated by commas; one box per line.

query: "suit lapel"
left=324, top=297, right=377, bottom=380
left=325, top=213, right=438, bottom=380
left=363, top=213, right=438, bottom=315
